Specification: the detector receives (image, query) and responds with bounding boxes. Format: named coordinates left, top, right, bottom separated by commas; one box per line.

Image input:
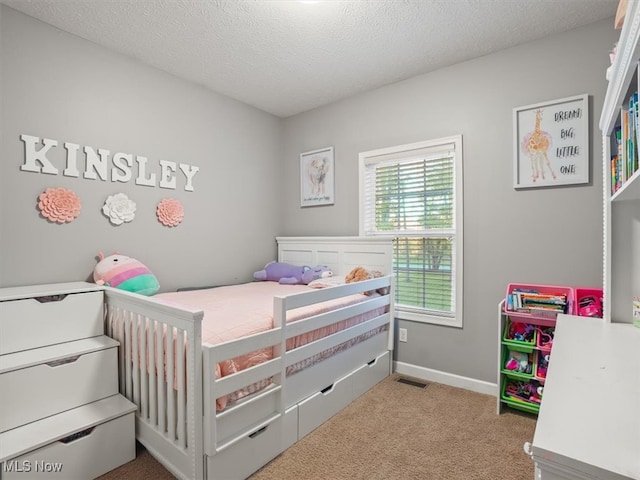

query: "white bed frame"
left=103, top=236, right=394, bottom=480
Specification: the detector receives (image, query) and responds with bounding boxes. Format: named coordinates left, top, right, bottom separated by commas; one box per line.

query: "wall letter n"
left=20, top=134, right=59, bottom=174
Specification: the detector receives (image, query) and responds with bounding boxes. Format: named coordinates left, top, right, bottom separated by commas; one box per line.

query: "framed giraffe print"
left=513, top=94, right=589, bottom=189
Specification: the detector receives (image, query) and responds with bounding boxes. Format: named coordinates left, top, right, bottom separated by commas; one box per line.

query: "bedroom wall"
left=280, top=18, right=618, bottom=385
left=0, top=6, right=283, bottom=292
left=0, top=5, right=618, bottom=389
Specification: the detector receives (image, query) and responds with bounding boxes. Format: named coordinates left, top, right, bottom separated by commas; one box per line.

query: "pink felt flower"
left=157, top=198, right=184, bottom=227
left=38, top=187, right=81, bottom=223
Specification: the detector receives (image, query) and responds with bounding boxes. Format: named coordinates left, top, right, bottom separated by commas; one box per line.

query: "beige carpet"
left=99, top=374, right=536, bottom=480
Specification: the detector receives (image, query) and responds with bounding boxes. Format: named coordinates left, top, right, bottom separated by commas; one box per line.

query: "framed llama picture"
left=300, top=146, right=334, bottom=207
left=513, top=94, right=589, bottom=189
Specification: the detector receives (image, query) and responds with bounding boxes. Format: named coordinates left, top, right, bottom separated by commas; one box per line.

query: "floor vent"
left=396, top=377, right=428, bottom=388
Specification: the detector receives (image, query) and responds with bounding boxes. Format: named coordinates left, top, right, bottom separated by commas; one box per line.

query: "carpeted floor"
left=99, top=374, right=537, bottom=480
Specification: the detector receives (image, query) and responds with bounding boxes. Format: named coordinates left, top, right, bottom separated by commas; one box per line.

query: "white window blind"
left=359, top=136, right=463, bottom=327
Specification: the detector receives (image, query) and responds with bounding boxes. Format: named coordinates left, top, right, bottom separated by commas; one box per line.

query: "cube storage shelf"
left=499, top=315, right=553, bottom=415
left=498, top=284, right=569, bottom=415
left=497, top=283, right=603, bottom=416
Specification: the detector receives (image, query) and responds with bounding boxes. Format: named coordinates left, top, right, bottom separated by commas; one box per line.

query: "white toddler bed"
left=103, top=236, right=394, bottom=480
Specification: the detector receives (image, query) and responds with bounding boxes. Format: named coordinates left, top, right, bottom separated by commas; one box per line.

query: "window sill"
left=395, top=308, right=463, bottom=328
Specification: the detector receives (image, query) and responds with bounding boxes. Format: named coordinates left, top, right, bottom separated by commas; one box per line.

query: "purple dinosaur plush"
left=253, top=261, right=333, bottom=285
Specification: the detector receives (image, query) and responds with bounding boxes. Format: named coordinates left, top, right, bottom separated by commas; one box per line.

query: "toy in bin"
left=536, top=352, right=550, bottom=378
left=504, top=349, right=533, bottom=375
left=506, top=321, right=535, bottom=344
left=505, top=378, right=543, bottom=404
left=578, top=295, right=603, bottom=317
left=575, top=288, right=604, bottom=318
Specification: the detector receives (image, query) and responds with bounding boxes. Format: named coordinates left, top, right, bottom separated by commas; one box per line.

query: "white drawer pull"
left=367, top=358, right=376, bottom=366
left=248, top=426, right=268, bottom=439
left=59, top=426, right=95, bottom=444
left=46, top=355, right=81, bottom=367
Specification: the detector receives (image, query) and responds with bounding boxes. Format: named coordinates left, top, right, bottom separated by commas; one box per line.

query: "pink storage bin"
left=575, top=287, right=603, bottom=318
left=535, top=325, right=555, bottom=354
left=505, top=283, right=574, bottom=326
left=535, top=349, right=551, bottom=379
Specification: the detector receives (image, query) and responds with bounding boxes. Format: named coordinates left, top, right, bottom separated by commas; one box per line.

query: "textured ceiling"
left=2, top=0, right=618, bottom=118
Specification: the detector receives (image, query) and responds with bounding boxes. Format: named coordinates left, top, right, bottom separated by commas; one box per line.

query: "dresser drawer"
left=0, top=291, right=103, bottom=355
left=1, top=411, right=135, bottom=479
left=0, top=346, right=118, bottom=433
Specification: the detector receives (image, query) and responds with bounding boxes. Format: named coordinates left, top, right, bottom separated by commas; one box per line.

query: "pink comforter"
left=156, top=282, right=382, bottom=410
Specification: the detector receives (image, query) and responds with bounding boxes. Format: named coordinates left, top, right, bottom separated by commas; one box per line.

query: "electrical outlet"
left=399, top=328, right=408, bottom=343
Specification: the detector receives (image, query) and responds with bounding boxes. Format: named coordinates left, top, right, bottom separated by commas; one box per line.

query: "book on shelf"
left=628, top=92, right=638, bottom=180
left=622, top=105, right=629, bottom=184
left=611, top=90, right=640, bottom=194
left=612, top=126, right=623, bottom=194
left=527, top=307, right=563, bottom=318
left=507, top=289, right=568, bottom=315
left=635, top=91, right=640, bottom=175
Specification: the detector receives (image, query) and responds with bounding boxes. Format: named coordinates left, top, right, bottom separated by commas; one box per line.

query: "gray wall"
left=0, top=6, right=283, bottom=292
left=0, top=5, right=617, bottom=386
left=281, top=18, right=617, bottom=384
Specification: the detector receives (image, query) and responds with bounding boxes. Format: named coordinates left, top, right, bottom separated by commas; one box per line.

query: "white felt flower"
left=102, top=193, right=136, bottom=225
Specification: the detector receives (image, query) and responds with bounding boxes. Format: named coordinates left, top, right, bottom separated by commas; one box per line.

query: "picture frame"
left=300, top=146, right=334, bottom=207
left=513, top=94, right=589, bottom=189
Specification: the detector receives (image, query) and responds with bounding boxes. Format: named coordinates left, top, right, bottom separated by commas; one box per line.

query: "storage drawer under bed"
left=297, top=350, right=390, bottom=440
left=0, top=337, right=119, bottom=433
left=297, top=372, right=353, bottom=439
left=352, top=350, right=390, bottom=398
left=206, top=414, right=286, bottom=480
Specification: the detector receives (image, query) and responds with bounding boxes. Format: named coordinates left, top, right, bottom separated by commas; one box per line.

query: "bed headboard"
left=277, top=236, right=393, bottom=277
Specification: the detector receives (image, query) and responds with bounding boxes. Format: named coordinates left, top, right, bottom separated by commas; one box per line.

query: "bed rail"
left=201, top=275, right=393, bottom=458
left=202, top=324, right=286, bottom=456
left=104, top=287, right=204, bottom=480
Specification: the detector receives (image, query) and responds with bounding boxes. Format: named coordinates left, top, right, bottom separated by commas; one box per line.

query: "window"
left=359, top=136, right=463, bottom=327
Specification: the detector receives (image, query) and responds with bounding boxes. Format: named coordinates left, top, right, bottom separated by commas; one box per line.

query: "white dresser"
left=531, top=314, right=640, bottom=480
left=0, top=282, right=137, bottom=479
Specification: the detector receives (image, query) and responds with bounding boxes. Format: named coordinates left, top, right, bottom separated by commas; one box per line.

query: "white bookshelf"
left=599, top=0, right=640, bottom=325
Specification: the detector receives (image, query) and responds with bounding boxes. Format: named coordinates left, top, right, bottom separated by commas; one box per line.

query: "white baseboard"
left=393, top=361, right=498, bottom=397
